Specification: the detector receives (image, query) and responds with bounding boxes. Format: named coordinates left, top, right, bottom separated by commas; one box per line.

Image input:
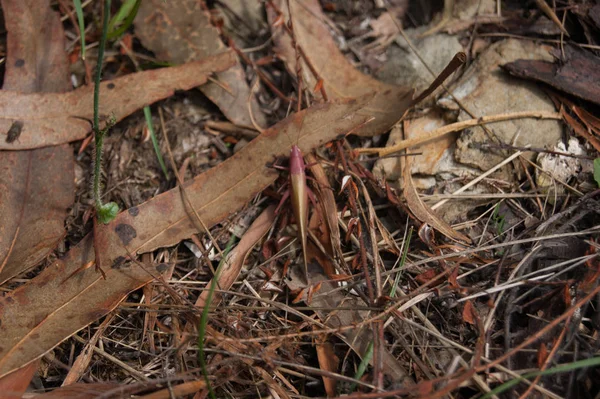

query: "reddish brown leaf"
left=267, top=0, right=414, bottom=137
left=0, top=98, right=372, bottom=379
left=315, top=334, right=339, bottom=397
left=415, top=269, right=437, bottom=284
left=462, top=300, right=476, bottom=325
left=537, top=342, right=548, bottom=368
left=0, top=51, right=237, bottom=150
left=134, top=0, right=266, bottom=128
left=0, top=360, right=38, bottom=399
left=0, top=0, right=74, bottom=284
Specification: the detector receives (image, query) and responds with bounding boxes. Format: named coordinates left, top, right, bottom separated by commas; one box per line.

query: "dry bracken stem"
left=356, top=111, right=561, bottom=157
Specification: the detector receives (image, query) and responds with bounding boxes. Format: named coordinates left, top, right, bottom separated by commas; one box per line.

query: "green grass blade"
left=479, top=356, right=600, bottom=399
left=198, top=235, right=237, bottom=399
left=72, top=0, right=86, bottom=59
left=142, top=106, right=169, bottom=179
left=349, top=341, right=373, bottom=393
left=107, top=0, right=141, bottom=39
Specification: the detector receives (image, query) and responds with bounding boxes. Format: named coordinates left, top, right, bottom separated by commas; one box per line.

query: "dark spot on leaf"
left=6, top=120, right=23, bottom=143
left=115, top=224, right=137, bottom=245
left=31, top=333, right=40, bottom=340
left=5, top=297, right=14, bottom=304
left=128, top=207, right=140, bottom=216
left=14, top=59, right=24, bottom=67
left=111, top=256, right=128, bottom=269
left=156, top=263, right=169, bottom=273
left=107, top=83, right=115, bottom=89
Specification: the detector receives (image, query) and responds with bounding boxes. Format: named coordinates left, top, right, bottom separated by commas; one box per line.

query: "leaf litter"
left=1, top=0, right=600, bottom=398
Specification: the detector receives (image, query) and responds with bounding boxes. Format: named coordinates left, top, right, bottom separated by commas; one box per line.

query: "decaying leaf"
left=0, top=51, right=237, bottom=150
left=0, top=0, right=74, bottom=284
left=0, top=98, right=372, bottom=379
left=267, top=0, right=414, bottom=137
left=135, top=0, right=266, bottom=128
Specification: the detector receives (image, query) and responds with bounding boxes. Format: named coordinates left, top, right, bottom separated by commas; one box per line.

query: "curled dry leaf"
left=403, top=154, right=472, bottom=244
left=0, top=98, right=372, bottom=379
left=0, top=51, right=237, bottom=150
left=267, top=0, right=414, bottom=137
left=193, top=205, right=276, bottom=310
left=0, top=0, right=74, bottom=285
left=134, top=0, right=266, bottom=128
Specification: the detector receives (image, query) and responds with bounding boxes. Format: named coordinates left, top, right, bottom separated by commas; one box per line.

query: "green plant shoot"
left=92, top=0, right=119, bottom=224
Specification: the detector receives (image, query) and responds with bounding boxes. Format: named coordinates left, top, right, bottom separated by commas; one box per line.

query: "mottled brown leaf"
left=268, top=0, right=414, bottom=136
left=0, top=98, right=372, bottom=378
left=135, top=0, right=266, bottom=128
left=0, top=51, right=237, bottom=150
left=0, top=0, right=74, bottom=284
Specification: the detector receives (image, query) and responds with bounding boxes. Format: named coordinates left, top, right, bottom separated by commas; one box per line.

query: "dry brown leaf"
left=403, top=154, right=471, bottom=244
left=0, top=51, right=236, bottom=150
left=0, top=360, right=38, bottom=399
left=462, top=299, right=476, bottom=325
left=0, top=0, right=74, bottom=284
left=135, top=0, right=266, bottom=128
left=193, top=205, right=275, bottom=309
left=0, top=98, right=372, bottom=379
left=267, top=0, right=414, bottom=137
left=315, top=334, right=339, bottom=397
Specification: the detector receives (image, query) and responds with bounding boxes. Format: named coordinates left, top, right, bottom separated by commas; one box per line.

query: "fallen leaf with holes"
left=267, top=0, right=414, bottom=137
left=0, top=98, right=372, bottom=379
left=135, top=0, right=266, bottom=128
left=0, top=0, right=74, bottom=285
left=0, top=51, right=236, bottom=150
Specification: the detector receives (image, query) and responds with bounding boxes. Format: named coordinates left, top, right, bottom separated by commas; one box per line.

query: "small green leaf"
left=594, top=158, right=600, bottom=187
left=97, top=202, right=119, bottom=224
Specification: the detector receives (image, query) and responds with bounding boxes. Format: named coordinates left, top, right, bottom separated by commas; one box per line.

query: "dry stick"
left=62, top=312, right=117, bottom=385
left=517, top=316, right=571, bottom=399
left=286, top=0, right=303, bottom=113
left=157, top=107, right=223, bottom=263
left=411, top=52, right=466, bottom=106
left=534, top=0, right=569, bottom=36
left=430, top=150, right=524, bottom=211
left=384, top=3, right=509, bottom=148
left=268, top=0, right=329, bottom=101
left=477, top=282, right=600, bottom=373
left=356, top=111, right=561, bottom=157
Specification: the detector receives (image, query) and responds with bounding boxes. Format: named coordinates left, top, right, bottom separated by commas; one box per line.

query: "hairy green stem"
left=92, top=0, right=112, bottom=216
